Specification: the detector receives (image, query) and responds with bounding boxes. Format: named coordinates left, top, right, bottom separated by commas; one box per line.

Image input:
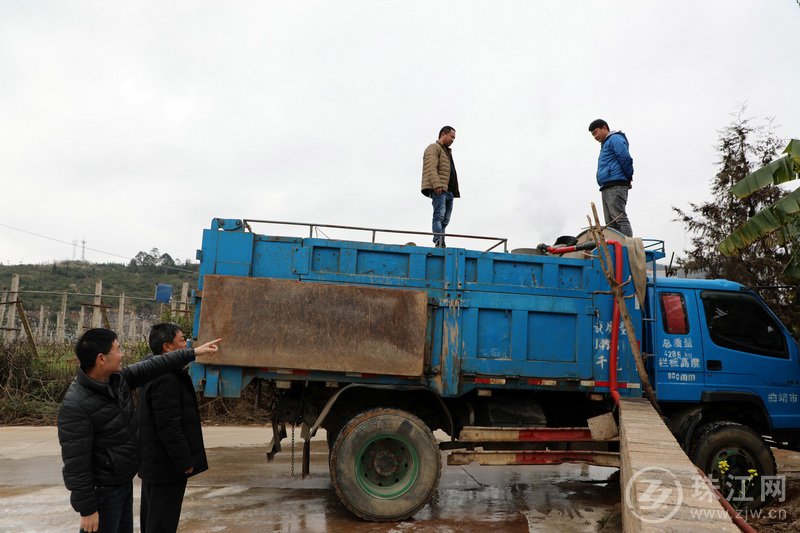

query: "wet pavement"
left=0, top=427, right=620, bottom=532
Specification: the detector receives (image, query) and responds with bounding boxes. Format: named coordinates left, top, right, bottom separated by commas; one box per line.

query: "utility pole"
left=81, top=239, right=86, bottom=262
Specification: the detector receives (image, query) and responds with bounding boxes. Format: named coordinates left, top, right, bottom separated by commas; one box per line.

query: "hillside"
left=0, top=260, right=199, bottom=338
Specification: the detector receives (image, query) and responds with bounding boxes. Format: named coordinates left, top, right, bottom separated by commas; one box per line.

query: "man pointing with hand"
left=57, top=328, right=221, bottom=533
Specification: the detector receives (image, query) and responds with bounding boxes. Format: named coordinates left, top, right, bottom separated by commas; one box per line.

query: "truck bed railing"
left=242, top=218, right=509, bottom=252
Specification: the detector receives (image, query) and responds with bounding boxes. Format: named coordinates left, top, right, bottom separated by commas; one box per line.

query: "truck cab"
left=647, top=275, right=800, bottom=502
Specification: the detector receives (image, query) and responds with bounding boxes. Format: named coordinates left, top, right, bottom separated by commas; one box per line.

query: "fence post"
left=37, top=305, right=45, bottom=341
left=16, top=301, right=37, bottom=354
left=91, top=280, right=103, bottom=328
left=3, top=274, right=20, bottom=341
left=128, top=308, right=136, bottom=339
left=0, top=288, right=7, bottom=340
left=180, top=282, right=189, bottom=314
left=56, top=291, right=67, bottom=342
left=117, top=292, right=125, bottom=340
left=78, top=306, right=85, bottom=335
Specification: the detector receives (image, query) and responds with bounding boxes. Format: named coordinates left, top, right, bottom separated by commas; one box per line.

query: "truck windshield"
left=700, top=291, right=788, bottom=358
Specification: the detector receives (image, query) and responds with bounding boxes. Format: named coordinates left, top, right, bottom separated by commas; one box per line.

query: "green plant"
left=720, top=138, right=800, bottom=276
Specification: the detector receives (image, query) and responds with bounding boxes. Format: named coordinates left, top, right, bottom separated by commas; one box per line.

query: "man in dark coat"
left=138, top=323, right=209, bottom=532
left=57, top=328, right=221, bottom=533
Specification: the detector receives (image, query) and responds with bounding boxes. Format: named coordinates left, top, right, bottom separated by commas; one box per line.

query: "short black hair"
left=75, top=328, right=117, bottom=371
left=439, top=126, right=455, bottom=138
left=588, top=119, right=609, bottom=132
left=149, top=322, right=183, bottom=355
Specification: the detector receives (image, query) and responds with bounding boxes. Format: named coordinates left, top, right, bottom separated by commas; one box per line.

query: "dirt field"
left=748, top=448, right=800, bottom=532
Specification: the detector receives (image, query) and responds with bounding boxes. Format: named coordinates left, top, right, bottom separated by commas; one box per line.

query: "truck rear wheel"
left=690, top=421, right=776, bottom=510
left=329, top=407, right=441, bottom=521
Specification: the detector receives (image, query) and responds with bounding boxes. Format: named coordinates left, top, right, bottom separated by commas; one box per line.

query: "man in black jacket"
left=138, top=323, right=208, bottom=532
left=57, top=328, right=221, bottom=533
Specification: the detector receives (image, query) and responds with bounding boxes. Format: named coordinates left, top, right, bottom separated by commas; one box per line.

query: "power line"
left=0, top=222, right=198, bottom=274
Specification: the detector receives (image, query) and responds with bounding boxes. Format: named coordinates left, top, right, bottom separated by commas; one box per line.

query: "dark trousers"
left=140, top=478, right=188, bottom=533
left=80, top=482, right=133, bottom=533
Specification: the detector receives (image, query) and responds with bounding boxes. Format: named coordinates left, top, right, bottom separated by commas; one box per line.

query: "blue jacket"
left=596, top=131, right=633, bottom=188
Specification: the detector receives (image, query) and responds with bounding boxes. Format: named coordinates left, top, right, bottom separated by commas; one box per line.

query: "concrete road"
left=0, top=426, right=620, bottom=532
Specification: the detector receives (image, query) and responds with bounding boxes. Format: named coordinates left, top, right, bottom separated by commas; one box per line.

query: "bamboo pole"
left=586, top=203, right=660, bottom=413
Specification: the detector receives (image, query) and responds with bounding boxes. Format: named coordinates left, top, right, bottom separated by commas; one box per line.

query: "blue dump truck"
left=190, top=218, right=800, bottom=521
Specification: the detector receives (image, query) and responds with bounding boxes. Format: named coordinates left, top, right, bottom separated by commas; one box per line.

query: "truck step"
left=458, top=426, right=617, bottom=443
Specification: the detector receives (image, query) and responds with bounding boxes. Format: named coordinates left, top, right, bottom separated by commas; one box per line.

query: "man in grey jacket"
left=57, top=328, right=221, bottom=533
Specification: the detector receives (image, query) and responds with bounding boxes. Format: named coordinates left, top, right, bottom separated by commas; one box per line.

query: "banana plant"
left=719, top=139, right=800, bottom=277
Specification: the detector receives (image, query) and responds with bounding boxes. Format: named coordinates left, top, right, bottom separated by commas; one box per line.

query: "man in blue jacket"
left=589, top=119, right=634, bottom=237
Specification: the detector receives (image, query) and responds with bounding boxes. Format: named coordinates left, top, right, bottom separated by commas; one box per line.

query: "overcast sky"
left=1, top=1, right=799, bottom=267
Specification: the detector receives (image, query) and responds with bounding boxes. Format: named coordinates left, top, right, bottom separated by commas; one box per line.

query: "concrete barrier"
left=619, top=398, right=740, bottom=532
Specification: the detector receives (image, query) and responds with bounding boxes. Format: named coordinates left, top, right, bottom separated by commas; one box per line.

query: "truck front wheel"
left=329, top=407, right=441, bottom=521
left=690, top=421, right=776, bottom=510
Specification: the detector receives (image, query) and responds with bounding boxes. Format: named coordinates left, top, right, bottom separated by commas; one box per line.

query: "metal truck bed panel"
left=195, top=275, right=427, bottom=376
left=193, top=219, right=644, bottom=396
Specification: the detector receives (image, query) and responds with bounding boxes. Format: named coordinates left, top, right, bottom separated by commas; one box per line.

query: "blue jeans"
left=81, top=482, right=133, bottom=533
left=431, top=191, right=454, bottom=246
left=601, top=185, right=632, bottom=237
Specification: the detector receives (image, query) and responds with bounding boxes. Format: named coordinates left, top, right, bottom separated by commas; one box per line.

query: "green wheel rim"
left=710, top=447, right=760, bottom=505
left=355, top=434, right=419, bottom=499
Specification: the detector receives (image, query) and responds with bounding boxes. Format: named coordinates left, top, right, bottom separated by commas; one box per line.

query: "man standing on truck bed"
left=421, top=125, right=460, bottom=248
left=589, top=118, right=634, bottom=237
left=138, top=323, right=209, bottom=533
left=57, top=328, right=221, bottom=533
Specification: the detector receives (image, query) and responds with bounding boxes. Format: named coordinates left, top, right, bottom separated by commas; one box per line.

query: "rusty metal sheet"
left=196, top=275, right=427, bottom=376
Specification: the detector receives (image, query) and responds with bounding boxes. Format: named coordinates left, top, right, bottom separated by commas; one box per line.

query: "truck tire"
left=329, top=407, right=441, bottom=521
left=690, top=421, right=776, bottom=510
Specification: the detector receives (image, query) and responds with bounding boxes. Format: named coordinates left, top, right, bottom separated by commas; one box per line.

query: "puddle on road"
left=0, top=446, right=620, bottom=532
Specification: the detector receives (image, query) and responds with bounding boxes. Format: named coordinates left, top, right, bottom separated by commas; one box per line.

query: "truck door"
left=698, top=290, right=800, bottom=431
left=653, top=289, right=707, bottom=400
